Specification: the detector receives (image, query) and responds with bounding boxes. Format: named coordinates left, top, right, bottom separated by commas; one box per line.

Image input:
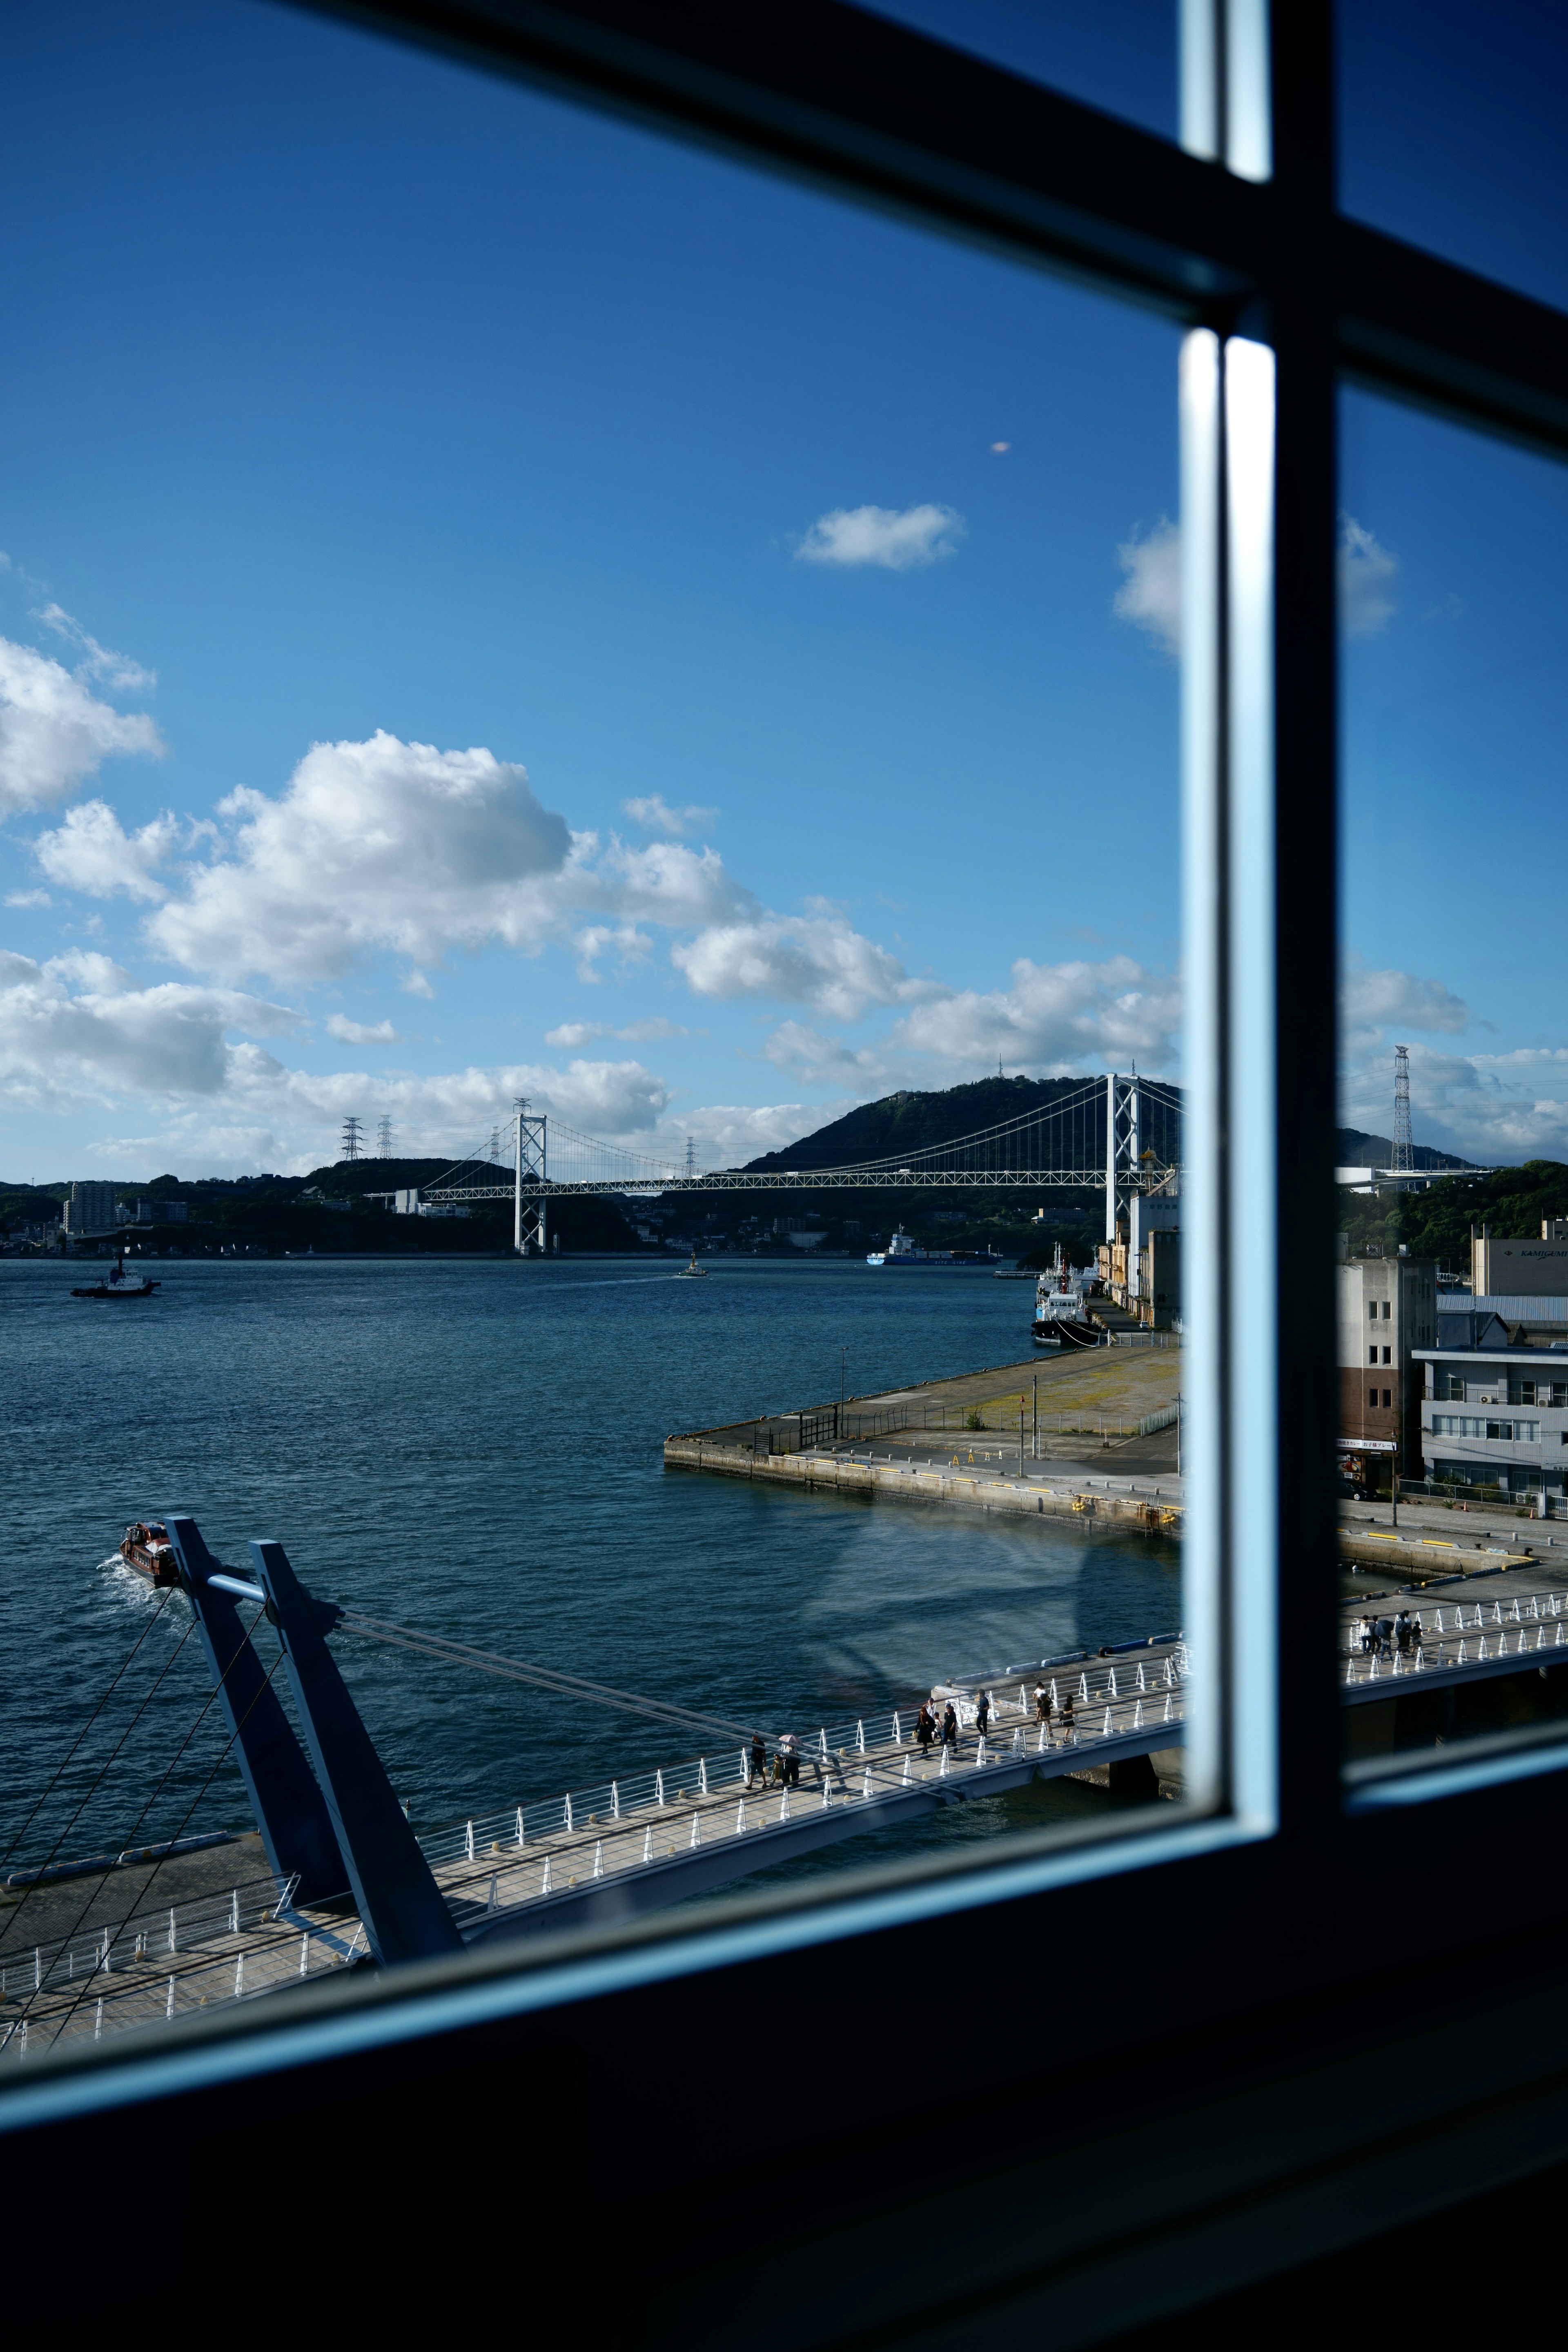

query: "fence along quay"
left=11, top=1528, right=1568, bottom=2066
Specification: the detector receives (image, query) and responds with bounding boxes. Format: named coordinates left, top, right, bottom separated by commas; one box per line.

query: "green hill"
left=742, top=1074, right=1179, bottom=1174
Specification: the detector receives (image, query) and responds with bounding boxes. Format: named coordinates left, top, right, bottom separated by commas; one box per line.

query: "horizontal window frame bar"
left=305, top=1, right=1568, bottom=458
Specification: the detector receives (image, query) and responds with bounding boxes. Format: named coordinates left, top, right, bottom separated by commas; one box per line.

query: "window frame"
left=9, top=0, right=1568, bottom=2322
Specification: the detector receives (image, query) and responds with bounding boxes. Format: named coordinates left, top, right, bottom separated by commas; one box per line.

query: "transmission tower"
left=341, top=1115, right=363, bottom=1162
left=376, top=1116, right=392, bottom=1159
left=1391, top=1043, right=1414, bottom=1174
left=489, top=1126, right=501, bottom=1163
left=684, top=1135, right=696, bottom=1179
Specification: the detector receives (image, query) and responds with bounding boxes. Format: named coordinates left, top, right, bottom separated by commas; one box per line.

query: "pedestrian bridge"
left=12, top=1563, right=1568, bottom=2064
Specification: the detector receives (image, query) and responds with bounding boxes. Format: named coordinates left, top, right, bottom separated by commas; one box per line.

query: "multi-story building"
left=1413, top=1327, right=1568, bottom=1503
left=61, top=1180, right=120, bottom=1237
left=1471, top=1218, right=1568, bottom=1296
left=1336, top=1248, right=1439, bottom=1487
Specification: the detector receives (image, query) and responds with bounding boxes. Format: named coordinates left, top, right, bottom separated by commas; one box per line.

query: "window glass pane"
left=866, top=0, right=1177, bottom=141
left=0, top=0, right=1188, bottom=2060
left=1339, top=387, right=1568, bottom=1774
left=1339, top=0, right=1568, bottom=312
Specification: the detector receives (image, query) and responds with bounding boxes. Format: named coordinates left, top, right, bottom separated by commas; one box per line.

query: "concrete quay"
left=665, top=1351, right=1185, bottom=1536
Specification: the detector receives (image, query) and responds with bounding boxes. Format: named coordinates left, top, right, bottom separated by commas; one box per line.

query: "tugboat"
left=119, top=1521, right=181, bottom=1585
left=674, top=1250, right=708, bottom=1278
left=71, top=1253, right=160, bottom=1301
left=1031, top=1245, right=1100, bottom=1349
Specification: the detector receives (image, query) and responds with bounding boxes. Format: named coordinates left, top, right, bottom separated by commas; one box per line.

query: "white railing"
left=0, top=1873, right=296, bottom=2005
left=1343, top=1588, right=1567, bottom=1686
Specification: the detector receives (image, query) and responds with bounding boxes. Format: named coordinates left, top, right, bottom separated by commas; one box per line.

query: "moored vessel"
left=1032, top=1246, right=1100, bottom=1348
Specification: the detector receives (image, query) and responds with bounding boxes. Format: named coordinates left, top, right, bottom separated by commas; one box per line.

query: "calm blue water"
left=1, top=1256, right=1181, bottom=1889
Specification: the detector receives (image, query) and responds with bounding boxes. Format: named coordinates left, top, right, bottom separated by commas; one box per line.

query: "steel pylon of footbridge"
left=417, top=1076, right=1183, bottom=1252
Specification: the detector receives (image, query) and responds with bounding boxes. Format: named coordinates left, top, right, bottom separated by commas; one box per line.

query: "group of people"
left=746, top=1730, right=802, bottom=1789
left=1354, top=1609, right=1424, bottom=1663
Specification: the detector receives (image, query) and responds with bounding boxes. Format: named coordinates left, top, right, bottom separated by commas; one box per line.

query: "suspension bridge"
left=416, top=1072, right=1182, bottom=1253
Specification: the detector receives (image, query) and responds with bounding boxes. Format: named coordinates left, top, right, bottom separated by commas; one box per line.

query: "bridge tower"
left=513, top=1098, right=549, bottom=1255
left=1104, top=1071, right=1142, bottom=1243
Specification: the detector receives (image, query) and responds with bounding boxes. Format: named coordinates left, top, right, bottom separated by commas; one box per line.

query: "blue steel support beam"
left=249, top=1537, right=463, bottom=1962
left=166, top=1517, right=348, bottom=1906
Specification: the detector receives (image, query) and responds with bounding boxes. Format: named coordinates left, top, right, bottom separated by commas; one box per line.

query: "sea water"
left=1, top=1255, right=1181, bottom=1894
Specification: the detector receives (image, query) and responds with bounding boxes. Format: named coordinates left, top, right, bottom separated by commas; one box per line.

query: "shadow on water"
left=2, top=1257, right=1180, bottom=1885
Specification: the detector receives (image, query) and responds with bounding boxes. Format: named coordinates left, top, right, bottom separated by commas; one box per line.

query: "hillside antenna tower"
left=684, top=1135, right=696, bottom=1180
left=1391, top=1044, right=1414, bottom=1174
left=341, top=1116, right=363, bottom=1162
left=376, top=1116, right=392, bottom=1159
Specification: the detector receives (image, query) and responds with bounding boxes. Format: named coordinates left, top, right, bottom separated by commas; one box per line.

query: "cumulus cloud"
left=1340, top=963, right=1470, bottom=1057
left=891, top=953, right=1183, bottom=1071
left=143, top=731, right=573, bottom=982
left=1339, top=514, right=1398, bottom=637
left=622, top=795, right=717, bottom=837
left=1113, top=518, right=1181, bottom=655
left=324, top=1014, right=404, bottom=1045
left=0, top=950, right=300, bottom=1112
left=0, top=636, right=163, bottom=813
left=672, top=906, right=925, bottom=1022
left=795, top=503, right=964, bottom=571
left=32, top=798, right=181, bottom=901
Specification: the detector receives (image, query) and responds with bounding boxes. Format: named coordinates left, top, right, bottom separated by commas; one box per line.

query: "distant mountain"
left=1334, top=1127, right=1479, bottom=1173
left=743, top=1075, right=1180, bottom=1174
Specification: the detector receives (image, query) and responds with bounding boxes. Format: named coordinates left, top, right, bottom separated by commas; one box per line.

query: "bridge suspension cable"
left=420, top=1071, right=1184, bottom=1207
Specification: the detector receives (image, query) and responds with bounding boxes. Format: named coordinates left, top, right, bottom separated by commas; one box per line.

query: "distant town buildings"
left=61, top=1180, right=119, bottom=1237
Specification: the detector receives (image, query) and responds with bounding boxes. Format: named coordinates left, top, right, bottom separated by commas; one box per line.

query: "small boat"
left=119, top=1521, right=182, bottom=1586
left=674, top=1251, right=709, bottom=1278
left=71, top=1254, right=160, bottom=1301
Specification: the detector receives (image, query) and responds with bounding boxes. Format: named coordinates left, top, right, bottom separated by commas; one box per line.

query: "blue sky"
left=0, top=1, right=1563, bottom=1181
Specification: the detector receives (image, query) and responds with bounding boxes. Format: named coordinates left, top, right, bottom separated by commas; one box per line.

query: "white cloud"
left=545, top=1014, right=692, bottom=1049
left=0, top=950, right=299, bottom=1112
left=891, top=953, right=1183, bottom=1071
left=5, top=889, right=51, bottom=909
left=324, top=1014, right=404, bottom=1045
left=672, top=906, right=924, bottom=1022
left=45, top=949, right=132, bottom=993
left=0, top=636, right=163, bottom=814
left=1339, top=514, right=1398, bottom=638
left=144, top=731, right=573, bottom=982
left=760, top=1021, right=898, bottom=1089
left=622, top=795, right=718, bottom=837
left=795, top=503, right=964, bottom=571
left=132, top=733, right=753, bottom=990
left=1340, top=963, right=1469, bottom=1058
left=649, top=1100, right=844, bottom=1169
left=1112, top=518, right=1181, bottom=655
left=36, top=603, right=156, bottom=694
left=401, top=971, right=436, bottom=999
left=32, top=798, right=181, bottom=901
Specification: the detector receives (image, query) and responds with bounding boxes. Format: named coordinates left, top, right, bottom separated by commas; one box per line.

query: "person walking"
left=1033, top=1682, right=1050, bottom=1726
left=976, top=1689, right=992, bottom=1739
left=916, top=1701, right=936, bottom=1759
left=780, top=1731, right=801, bottom=1789
left=941, top=1702, right=959, bottom=1757
left=747, top=1732, right=768, bottom=1790
left=1061, top=1691, right=1077, bottom=1741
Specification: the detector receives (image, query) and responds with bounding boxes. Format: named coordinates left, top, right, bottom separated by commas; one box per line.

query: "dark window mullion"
left=1266, top=0, right=1342, bottom=1832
